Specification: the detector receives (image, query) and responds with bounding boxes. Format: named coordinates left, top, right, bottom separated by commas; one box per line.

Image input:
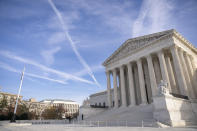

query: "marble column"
left=165, top=56, right=178, bottom=94
left=189, top=56, right=197, bottom=91
left=158, top=50, right=171, bottom=91
left=117, top=73, right=121, bottom=106
left=112, top=69, right=119, bottom=108
left=133, top=64, right=141, bottom=105
left=127, top=63, right=136, bottom=106
left=106, top=71, right=112, bottom=108
left=120, top=66, right=127, bottom=107
left=146, top=55, right=158, bottom=97
left=137, top=59, right=147, bottom=104
left=179, top=49, right=195, bottom=98
left=185, top=54, right=197, bottom=98
left=170, top=45, right=187, bottom=96
left=153, top=57, right=162, bottom=85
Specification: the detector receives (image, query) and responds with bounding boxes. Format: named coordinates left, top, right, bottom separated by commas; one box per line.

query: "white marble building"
left=101, top=29, right=197, bottom=126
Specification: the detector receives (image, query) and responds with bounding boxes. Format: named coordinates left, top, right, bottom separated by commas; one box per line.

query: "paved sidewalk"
left=0, top=125, right=197, bottom=131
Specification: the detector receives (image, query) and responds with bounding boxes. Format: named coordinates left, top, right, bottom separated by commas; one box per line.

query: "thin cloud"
left=0, top=61, right=67, bottom=85
left=48, top=0, right=101, bottom=88
left=132, top=0, right=173, bottom=37
left=0, top=50, right=94, bottom=85
left=70, top=0, right=135, bottom=37
left=26, top=72, right=67, bottom=85
left=47, top=32, right=66, bottom=45
left=41, top=46, right=61, bottom=65
left=75, top=65, right=104, bottom=77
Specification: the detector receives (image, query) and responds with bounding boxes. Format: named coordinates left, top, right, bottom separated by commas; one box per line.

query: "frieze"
left=105, top=34, right=166, bottom=65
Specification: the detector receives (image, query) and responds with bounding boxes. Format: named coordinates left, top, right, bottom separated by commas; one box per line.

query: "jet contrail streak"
left=48, top=0, right=101, bottom=88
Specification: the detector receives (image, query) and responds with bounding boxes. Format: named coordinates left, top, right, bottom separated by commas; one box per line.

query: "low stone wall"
left=191, top=99, right=197, bottom=116
left=153, top=94, right=197, bottom=127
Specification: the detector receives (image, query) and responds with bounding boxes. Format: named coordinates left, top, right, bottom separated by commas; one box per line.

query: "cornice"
left=103, top=29, right=197, bottom=67
left=103, top=31, right=173, bottom=67
left=172, top=30, right=197, bottom=54
left=89, top=90, right=107, bottom=97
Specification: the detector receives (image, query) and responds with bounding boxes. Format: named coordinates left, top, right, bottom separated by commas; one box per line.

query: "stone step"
left=85, top=104, right=154, bottom=122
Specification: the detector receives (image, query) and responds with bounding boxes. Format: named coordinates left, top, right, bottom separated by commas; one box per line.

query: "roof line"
left=102, top=29, right=197, bottom=66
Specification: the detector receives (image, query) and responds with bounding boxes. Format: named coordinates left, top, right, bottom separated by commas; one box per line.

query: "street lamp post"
left=10, top=67, right=25, bottom=123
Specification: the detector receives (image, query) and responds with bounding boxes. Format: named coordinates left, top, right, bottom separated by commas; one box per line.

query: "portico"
left=103, top=29, right=197, bottom=108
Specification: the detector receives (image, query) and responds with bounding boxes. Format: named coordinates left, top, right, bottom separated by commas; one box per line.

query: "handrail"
left=16, top=119, right=158, bottom=127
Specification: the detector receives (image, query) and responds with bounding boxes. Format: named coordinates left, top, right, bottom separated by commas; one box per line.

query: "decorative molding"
left=103, top=29, right=197, bottom=67
left=172, top=30, right=197, bottom=54
left=89, top=90, right=109, bottom=97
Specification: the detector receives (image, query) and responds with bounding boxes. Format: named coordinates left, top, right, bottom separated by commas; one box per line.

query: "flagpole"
left=11, top=66, right=25, bottom=122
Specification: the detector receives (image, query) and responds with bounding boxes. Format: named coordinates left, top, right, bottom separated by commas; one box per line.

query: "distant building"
left=41, top=99, right=79, bottom=118
left=23, top=98, right=47, bottom=118
left=0, top=92, right=22, bottom=108
left=0, top=91, right=79, bottom=119
left=29, top=98, right=36, bottom=102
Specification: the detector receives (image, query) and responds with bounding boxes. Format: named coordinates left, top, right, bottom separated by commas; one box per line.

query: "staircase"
left=85, top=104, right=154, bottom=122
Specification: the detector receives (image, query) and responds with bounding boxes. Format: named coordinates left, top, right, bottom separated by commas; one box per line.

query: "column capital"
left=157, top=49, right=164, bottom=56
left=137, top=58, right=142, bottom=64
left=126, top=63, right=133, bottom=69
left=105, top=70, right=111, bottom=75
left=185, top=52, right=193, bottom=59
left=170, top=44, right=178, bottom=48
left=119, top=65, right=125, bottom=69
left=126, top=62, right=131, bottom=66
left=190, top=54, right=194, bottom=59
left=145, top=54, right=152, bottom=60
left=112, top=68, right=117, bottom=72
left=178, top=47, right=184, bottom=53
left=170, top=45, right=182, bottom=53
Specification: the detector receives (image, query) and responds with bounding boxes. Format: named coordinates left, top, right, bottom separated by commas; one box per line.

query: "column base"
left=140, top=102, right=147, bottom=106
left=119, top=105, right=127, bottom=110
left=128, top=104, right=136, bottom=108
left=112, top=106, right=119, bottom=109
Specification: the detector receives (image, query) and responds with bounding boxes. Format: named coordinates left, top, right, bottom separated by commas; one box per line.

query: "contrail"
left=48, top=0, right=101, bottom=88
left=0, top=61, right=67, bottom=85
left=0, top=50, right=94, bottom=85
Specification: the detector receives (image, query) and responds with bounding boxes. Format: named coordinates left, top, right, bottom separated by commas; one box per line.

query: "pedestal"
left=153, top=94, right=197, bottom=127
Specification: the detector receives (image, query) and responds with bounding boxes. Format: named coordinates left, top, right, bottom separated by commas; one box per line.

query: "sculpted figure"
left=158, top=80, right=170, bottom=96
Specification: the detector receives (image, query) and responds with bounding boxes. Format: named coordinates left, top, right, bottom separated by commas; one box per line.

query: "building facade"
left=103, top=29, right=197, bottom=107
left=23, top=98, right=47, bottom=117
left=89, top=90, right=108, bottom=108
left=102, top=29, right=197, bottom=126
left=0, top=92, right=23, bottom=109
left=41, top=99, right=79, bottom=118
left=0, top=91, right=79, bottom=119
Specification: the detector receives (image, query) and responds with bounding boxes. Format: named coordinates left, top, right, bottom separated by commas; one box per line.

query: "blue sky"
left=0, top=0, right=197, bottom=105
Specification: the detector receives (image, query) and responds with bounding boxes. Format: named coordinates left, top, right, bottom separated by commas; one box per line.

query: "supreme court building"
left=101, top=29, right=197, bottom=126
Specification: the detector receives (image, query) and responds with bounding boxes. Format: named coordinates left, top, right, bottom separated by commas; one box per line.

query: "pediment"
left=103, top=29, right=174, bottom=66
